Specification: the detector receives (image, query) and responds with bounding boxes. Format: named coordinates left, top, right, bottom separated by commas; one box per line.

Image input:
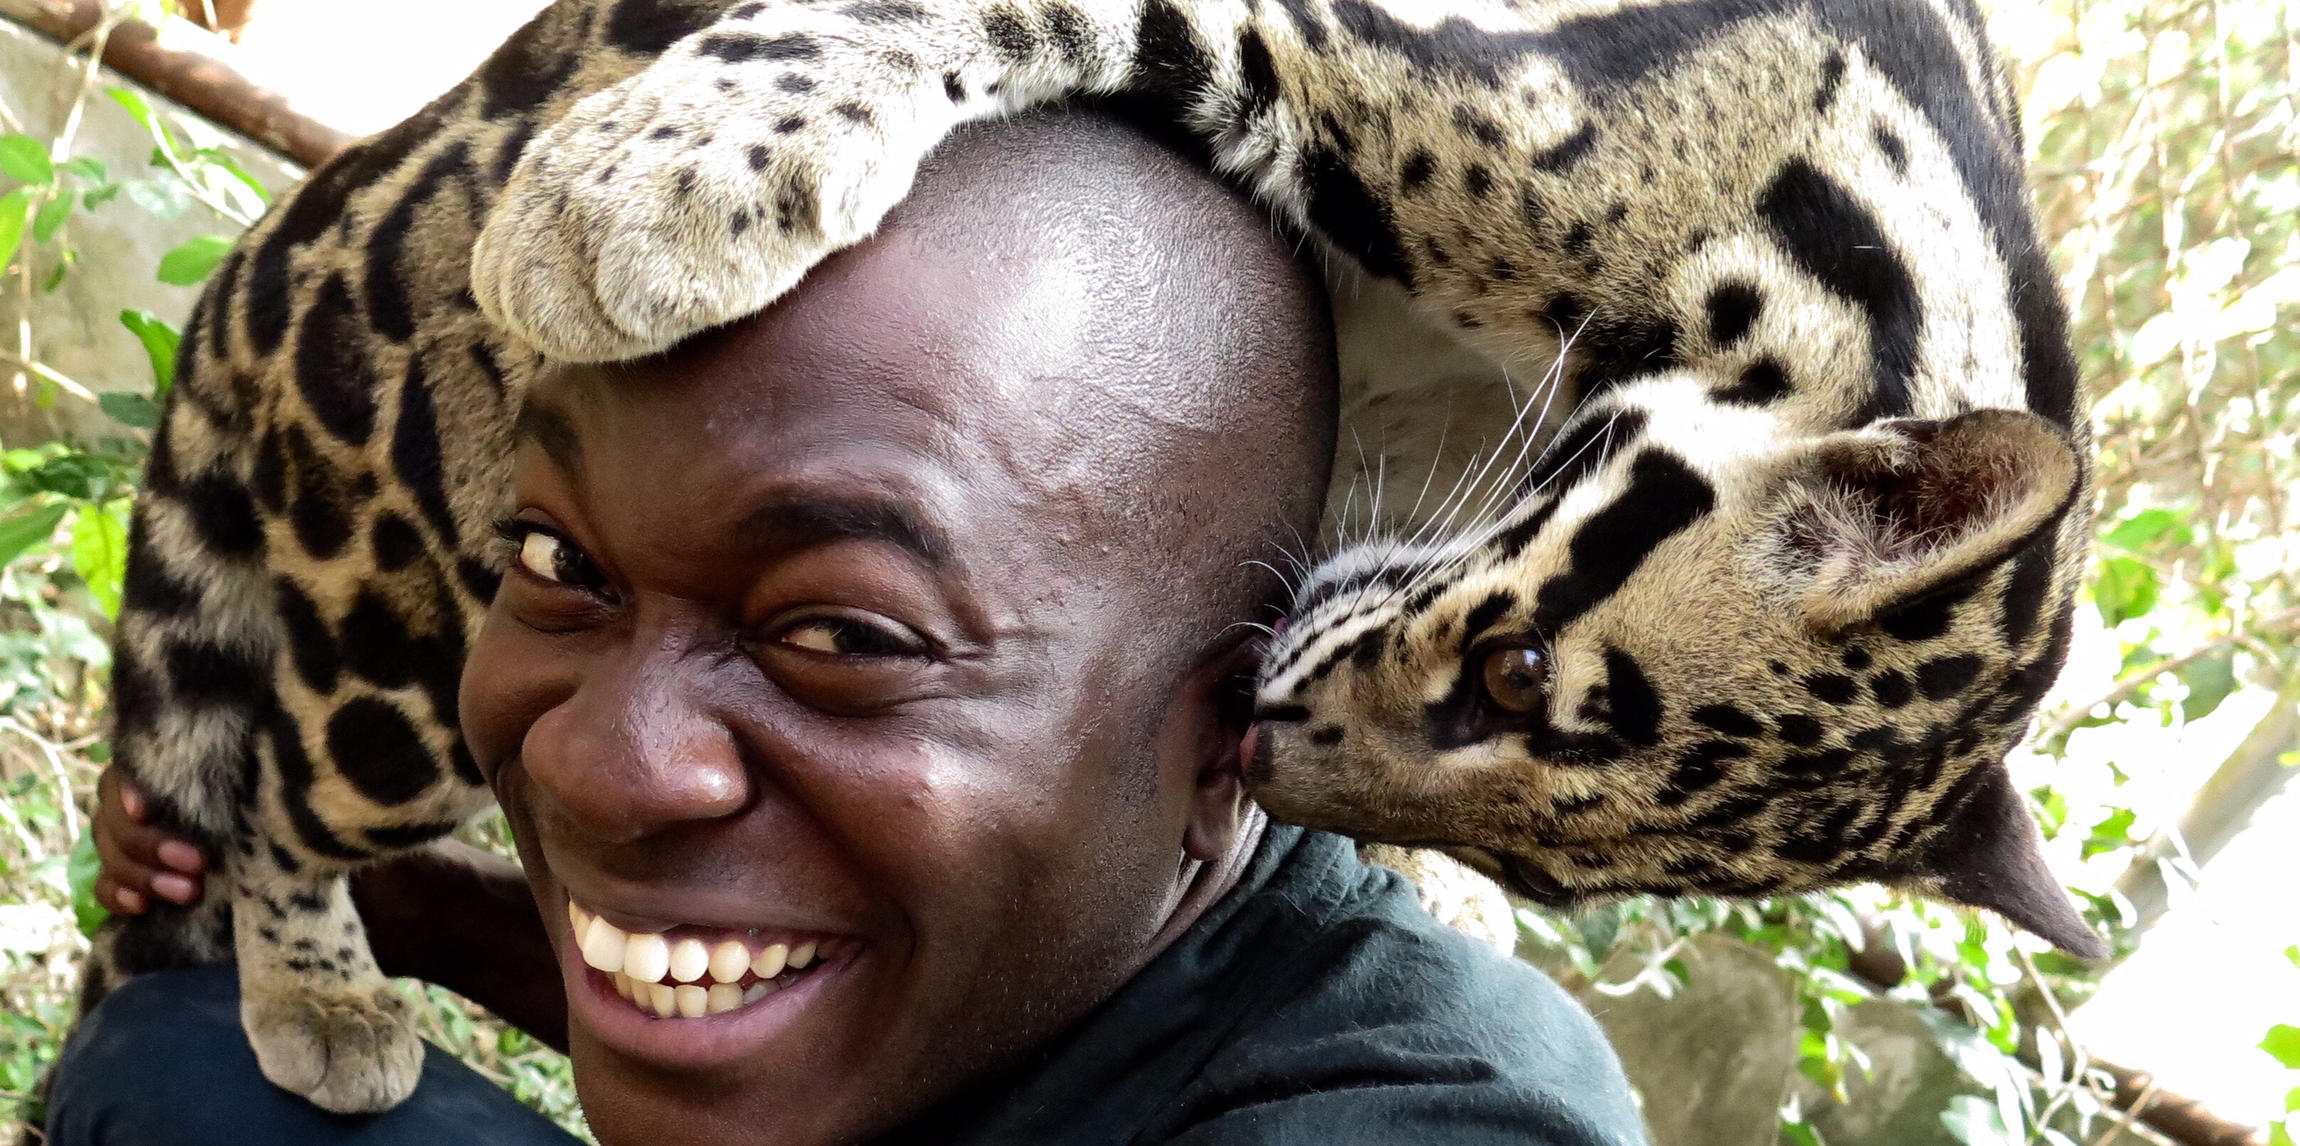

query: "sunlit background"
left=0, top=0, right=2292, bottom=1143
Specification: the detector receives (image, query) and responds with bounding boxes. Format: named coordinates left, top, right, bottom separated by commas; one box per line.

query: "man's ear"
left=1779, top=410, right=2080, bottom=632
left=1888, top=765, right=2107, bottom=958
left=1175, top=640, right=1257, bottom=864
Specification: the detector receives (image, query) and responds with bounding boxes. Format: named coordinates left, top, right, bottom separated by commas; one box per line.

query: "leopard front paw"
left=472, top=15, right=961, bottom=362
left=242, top=979, right=424, bottom=1114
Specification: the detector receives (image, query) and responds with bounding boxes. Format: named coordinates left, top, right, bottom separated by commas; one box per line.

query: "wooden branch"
left=2039, top=606, right=2300, bottom=743
left=0, top=0, right=350, bottom=167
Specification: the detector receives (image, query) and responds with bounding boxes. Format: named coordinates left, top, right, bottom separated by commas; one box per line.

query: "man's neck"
left=1146, top=807, right=1269, bottom=957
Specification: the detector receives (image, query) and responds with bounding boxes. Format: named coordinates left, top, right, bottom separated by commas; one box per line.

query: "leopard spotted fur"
left=85, top=0, right=2100, bottom=1117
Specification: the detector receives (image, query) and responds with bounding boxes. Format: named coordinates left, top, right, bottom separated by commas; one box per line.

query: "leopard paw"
left=241, top=979, right=424, bottom=1114
left=472, top=11, right=966, bottom=362
left=1360, top=843, right=1520, bottom=956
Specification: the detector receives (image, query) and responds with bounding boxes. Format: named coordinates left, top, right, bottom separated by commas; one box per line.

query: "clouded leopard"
left=87, top=0, right=2099, bottom=1116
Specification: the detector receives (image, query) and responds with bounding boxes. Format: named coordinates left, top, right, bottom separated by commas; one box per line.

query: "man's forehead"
left=511, top=392, right=585, bottom=477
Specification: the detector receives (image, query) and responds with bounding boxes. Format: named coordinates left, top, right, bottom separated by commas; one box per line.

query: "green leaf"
left=2263, top=1024, right=2300, bottom=1070
left=2030, top=785, right=2068, bottom=836
left=0, top=501, right=69, bottom=566
left=69, top=499, right=130, bottom=620
left=2094, top=555, right=2160, bottom=627
left=0, top=186, right=34, bottom=270
left=1576, top=903, right=1621, bottom=962
left=58, top=156, right=107, bottom=183
left=98, top=392, right=161, bottom=430
left=106, top=86, right=160, bottom=141
left=2181, top=648, right=2238, bottom=722
left=156, top=234, right=233, bottom=286
left=124, top=177, right=188, bottom=218
left=80, top=183, right=120, bottom=209
left=2103, top=507, right=2190, bottom=551
left=1940, top=1094, right=2013, bottom=1146
left=67, top=827, right=109, bottom=937
left=0, top=134, right=53, bottom=186
left=2271, top=1122, right=2294, bottom=1146
left=191, top=147, right=269, bottom=205
left=2083, top=808, right=2138, bottom=859
left=32, top=193, right=70, bottom=243
left=117, top=309, right=178, bottom=395
left=2285, top=1085, right=2300, bottom=1113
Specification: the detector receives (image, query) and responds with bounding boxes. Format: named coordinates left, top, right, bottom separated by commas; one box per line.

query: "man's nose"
left=519, top=633, right=750, bottom=843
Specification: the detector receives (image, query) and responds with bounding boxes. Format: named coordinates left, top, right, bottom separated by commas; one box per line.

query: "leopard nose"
left=1238, top=724, right=1281, bottom=786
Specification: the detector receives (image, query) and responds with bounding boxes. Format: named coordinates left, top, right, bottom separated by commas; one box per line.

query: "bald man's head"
left=639, top=110, right=1338, bottom=674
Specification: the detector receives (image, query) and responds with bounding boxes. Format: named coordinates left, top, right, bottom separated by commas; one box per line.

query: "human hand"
left=90, top=765, right=207, bottom=914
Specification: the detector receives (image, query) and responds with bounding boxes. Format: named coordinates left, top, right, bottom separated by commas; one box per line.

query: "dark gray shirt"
left=888, top=825, right=1651, bottom=1145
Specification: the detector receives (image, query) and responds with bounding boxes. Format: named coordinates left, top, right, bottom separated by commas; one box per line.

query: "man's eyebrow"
left=513, top=401, right=583, bottom=475
left=737, top=497, right=953, bottom=568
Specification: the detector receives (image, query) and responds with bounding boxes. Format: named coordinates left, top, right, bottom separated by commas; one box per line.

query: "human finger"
left=94, top=872, right=148, bottom=915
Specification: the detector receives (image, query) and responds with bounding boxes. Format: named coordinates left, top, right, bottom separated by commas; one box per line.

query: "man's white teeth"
left=675, top=984, right=709, bottom=1018
left=570, top=898, right=836, bottom=1017
left=752, top=943, right=787, bottom=979
left=668, top=937, right=711, bottom=984
left=606, top=969, right=784, bottom=1017
left=580, top=917, right=628, bottom=974
left=709, top=941, right=749, bottom=984
left=622, top=932, right=671, bottom=983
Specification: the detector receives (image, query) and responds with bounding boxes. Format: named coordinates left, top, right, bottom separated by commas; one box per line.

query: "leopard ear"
left=1891, top=765, right=2107, bottom=958
left=1781, top=409, right=2080, bottom=632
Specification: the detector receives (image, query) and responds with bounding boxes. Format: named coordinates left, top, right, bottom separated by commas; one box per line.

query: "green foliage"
left=0, top=136, right=53, bottom=187
left=117, top=308, right=179, bottom=395
left=2266, top=950, right=2300, bottom=1146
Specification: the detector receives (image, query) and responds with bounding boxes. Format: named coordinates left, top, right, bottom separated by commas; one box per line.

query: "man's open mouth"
left=568, top=900, right=847, bottom=1020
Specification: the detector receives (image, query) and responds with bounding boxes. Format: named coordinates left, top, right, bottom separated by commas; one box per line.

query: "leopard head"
left=1248, top=399, right=2104, bottom=956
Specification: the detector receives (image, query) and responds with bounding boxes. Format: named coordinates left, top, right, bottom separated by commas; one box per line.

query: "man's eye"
left=776, top=615, right=922, bottom=658
left=501, top=523, right=603, bottom=589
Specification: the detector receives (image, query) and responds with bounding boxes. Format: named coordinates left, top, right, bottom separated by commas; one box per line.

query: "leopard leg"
left=87, top=382, right=284, bottom=1001
left=230, top=840, right=424, bottom=1114
left=227, top=625, right=494, bottom=1114
left=1358, top=843, right=1518, bottom=956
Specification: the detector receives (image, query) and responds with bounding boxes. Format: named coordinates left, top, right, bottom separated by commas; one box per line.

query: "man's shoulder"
left=1160, top=831, right=1648, bottom=1144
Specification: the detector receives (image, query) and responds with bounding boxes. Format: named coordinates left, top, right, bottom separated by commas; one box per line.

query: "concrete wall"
left=0, top=19, right=301, bottom=446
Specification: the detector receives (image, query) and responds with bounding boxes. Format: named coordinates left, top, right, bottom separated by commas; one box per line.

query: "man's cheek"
left=458, top=618, right=580, bottom=785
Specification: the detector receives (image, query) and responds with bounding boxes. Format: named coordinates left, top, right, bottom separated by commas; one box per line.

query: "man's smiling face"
left=456, top=116, right=1333, bottom=1144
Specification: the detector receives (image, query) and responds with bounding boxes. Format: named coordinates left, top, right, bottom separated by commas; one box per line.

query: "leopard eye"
left=1479, top=645, right=1547, bottom=713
